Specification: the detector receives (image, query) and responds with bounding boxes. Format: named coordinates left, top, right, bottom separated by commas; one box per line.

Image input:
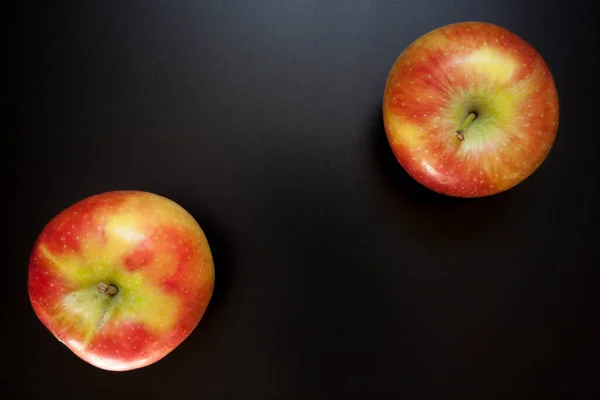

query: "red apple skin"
left=28, top=191, right=215, bottom=371
left=383, top=22, right=559, bottom=197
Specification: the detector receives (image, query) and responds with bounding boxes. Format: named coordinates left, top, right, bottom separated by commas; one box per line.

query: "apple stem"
left=456, top=112, right=477, bottom=141
left=98, top=283, right=118, bottom=296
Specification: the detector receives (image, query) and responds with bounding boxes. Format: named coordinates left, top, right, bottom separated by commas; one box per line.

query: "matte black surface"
left=8, top=0, right=600, bottom=398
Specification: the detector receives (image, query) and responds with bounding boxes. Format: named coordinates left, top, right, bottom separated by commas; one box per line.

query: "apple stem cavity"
left=456, top=112, right=478, bottom=141
left=97, top=283, right=119, bottom=296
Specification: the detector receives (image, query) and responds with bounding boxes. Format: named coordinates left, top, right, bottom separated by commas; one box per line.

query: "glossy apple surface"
left=28, top=191, right=215, bottom=371
left=383, top=21, right=559, bottom=197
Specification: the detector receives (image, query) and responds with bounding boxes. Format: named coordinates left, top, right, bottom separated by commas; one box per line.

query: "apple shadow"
left=368, top=104, right=513, bottom=244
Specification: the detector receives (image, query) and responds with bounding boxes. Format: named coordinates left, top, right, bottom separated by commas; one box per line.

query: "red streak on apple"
left=383, top=22, right=559, bottom=197
left=28, top=191, right=215, bottom=371
left=124, top=241, right=154, bottom=271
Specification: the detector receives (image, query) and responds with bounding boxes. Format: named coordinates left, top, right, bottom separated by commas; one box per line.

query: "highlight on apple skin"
left=383, top=21, right=559, bottom=198
left=28, top=191, right=215, bottom=371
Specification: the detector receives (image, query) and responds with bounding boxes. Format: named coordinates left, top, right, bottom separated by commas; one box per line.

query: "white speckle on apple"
left=540, top=114, right=544, bottom=118
left=401, top=102, right=405, bottom=106
left=423, top=114, right=427, bottom=117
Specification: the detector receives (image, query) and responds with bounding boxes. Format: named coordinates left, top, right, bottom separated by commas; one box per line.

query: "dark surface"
left=8, top=0, right=600, bottom=398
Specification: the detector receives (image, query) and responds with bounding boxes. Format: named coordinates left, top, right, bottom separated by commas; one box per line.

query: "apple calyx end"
left=98, top=283, right=119, bottom=296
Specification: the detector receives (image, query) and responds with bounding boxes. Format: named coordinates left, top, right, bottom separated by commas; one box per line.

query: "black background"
left=7, top=0, right=600, bottom=398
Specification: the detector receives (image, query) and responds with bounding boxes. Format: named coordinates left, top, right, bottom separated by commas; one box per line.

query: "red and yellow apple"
left=383, top=21, right=559, bottom=197
left=28, top=191, right=215, bottom=371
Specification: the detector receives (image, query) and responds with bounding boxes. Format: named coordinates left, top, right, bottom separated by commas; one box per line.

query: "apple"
left=383, top=21, right=559, bottom=197
left=28, top=191, right=215, bottom=371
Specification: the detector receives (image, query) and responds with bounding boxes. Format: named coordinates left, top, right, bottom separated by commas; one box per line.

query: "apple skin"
left=383, top=21, right=559, bottom=197
left=28, top=191, right=215, bottom=371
